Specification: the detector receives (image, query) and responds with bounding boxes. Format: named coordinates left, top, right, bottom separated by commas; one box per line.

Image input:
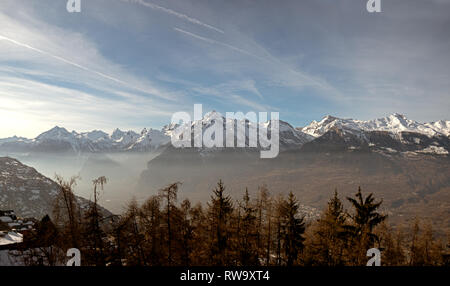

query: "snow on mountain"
left=127, top=128, right=170, bottom=151
left=0, top=113, right=448, bottom=154
left=35, top=126, right=74, bottom=141
left=169, top=110, right=313, bottom=150
left=161, top=123, right=180, bottom=138
left=300, top=113, right=450, bottom=138
left=0, top=126, right=169, bottom=153
left=79, top=130, right=110, bottom=142
left=110, top=128, right=140, bottom=146
left=424, top=120, right=450, bottom=137
left=273, top=120, right=314, bottom=148
left=33, top=126, right=95, bottom=153
left=0, top=136, right=31, bottom=144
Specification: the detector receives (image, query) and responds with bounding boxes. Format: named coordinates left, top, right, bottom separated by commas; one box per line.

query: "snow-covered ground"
left=0, top=231, right=23, bottom=246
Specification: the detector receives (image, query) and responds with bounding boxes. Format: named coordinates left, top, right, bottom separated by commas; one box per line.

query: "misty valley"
left=1, top=1, right=449, bottom=281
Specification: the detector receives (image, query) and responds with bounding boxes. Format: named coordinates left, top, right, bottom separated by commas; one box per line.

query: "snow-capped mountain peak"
left=79, top=130, right=109, bottom=142
left=425, top=120, right=450, bottom=137
left=319, top=115, right=338, bottom=124
left=111, top=128, right=125, bottom=140
left=301, top=113, right=450, bottom=138
left=35, top=126, right=73, bottom=141
left=127, top=128, right=170, bottom=151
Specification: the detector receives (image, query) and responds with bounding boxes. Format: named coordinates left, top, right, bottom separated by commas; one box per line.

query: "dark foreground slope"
left=0, top=157, right=112, bottom=219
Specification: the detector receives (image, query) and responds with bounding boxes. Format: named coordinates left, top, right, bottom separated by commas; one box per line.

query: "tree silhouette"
left=345, top=187, right=387, bottom=264
left=159, top=182, right=180, bottom=265
left=208, top=180, right=233, bottom=265
left=281, top=192, right=305, bottom=266
left=307, top=190, right=347, bottom=266
left=237, top=188, right=258, bottom=265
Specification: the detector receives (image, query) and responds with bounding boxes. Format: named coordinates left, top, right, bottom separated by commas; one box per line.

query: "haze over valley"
left=1, top=113, right=449, bottom=233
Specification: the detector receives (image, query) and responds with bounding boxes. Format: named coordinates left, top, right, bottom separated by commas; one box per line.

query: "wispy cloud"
left=0, top=34, right=129, bottom=86
left=0, top=76, right=177, bottom=137
left=174, top=27, right=266, bottom=62
left=173, top=27, right=340, bottom=98
left=192, top=80, right=263, bottom=99
left=190, top=82, right=271, bottom=111
left=0, top=9, right=188, bottom=137
left=0, top=34, right=179, bottom=100
left=122, top=0, right=224, bottom=33
left=2, top=0, right=447, bottom=137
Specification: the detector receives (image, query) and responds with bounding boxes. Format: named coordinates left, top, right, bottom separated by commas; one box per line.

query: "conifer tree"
left=208, top=180, right=233, bottom=265
left=159, top=182, right=180, bottom=265
left=189, top=203, right=208, bottom=265
left=281, top=192, right=305, bottom=266
left=180, top=199, right=194, bottom=266
left=257, top=185, right=273, bottom=266
left=237, top=188, right=258, bottom=265
left=376, top=223, right=406, bottom=266
left=140, top=195, right=163, bottom=265
left=345, top=187, right=387, bottom=264
left=308, top=190, right=347, bottom=265
left=274, top=194, right=285, bottom=266
left=124, top=198, right=148, bottom=265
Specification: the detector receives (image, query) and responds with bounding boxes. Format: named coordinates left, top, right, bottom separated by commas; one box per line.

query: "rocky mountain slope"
left=0, top=157, right=112, bottom=219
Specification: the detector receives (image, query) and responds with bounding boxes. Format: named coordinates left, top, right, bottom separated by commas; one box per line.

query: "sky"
left=0, top=0, right=449, bottom=138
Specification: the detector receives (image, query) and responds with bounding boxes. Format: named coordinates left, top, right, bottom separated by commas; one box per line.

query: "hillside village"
left=0, top=210, right=35, bottom=248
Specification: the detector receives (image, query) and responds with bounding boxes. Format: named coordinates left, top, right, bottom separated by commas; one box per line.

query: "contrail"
left=0, top=34, right=128, bottom=85
left=122, top=0, right=224, bottom=34
left=0, top=34, right=170, bottom=99
left=173, top=28, right=335, bottom=92
left=174, top=27, right=267, bottom=62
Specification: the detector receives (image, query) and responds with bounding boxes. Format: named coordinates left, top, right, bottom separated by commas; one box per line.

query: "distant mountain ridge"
left=0, top=113, right=449, bottom=155
left=299, top=113, right=450, bottom=138
left=167, top=110, right=314, bottom=153
left=0, top=126, right=171, bottom=153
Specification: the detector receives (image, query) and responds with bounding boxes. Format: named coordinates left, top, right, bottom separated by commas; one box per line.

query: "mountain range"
left=0, top=126, right=170, bottom=153
left=0, top=113, right=449, bottom=156
left=300, top=113, right=450, bottom=138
